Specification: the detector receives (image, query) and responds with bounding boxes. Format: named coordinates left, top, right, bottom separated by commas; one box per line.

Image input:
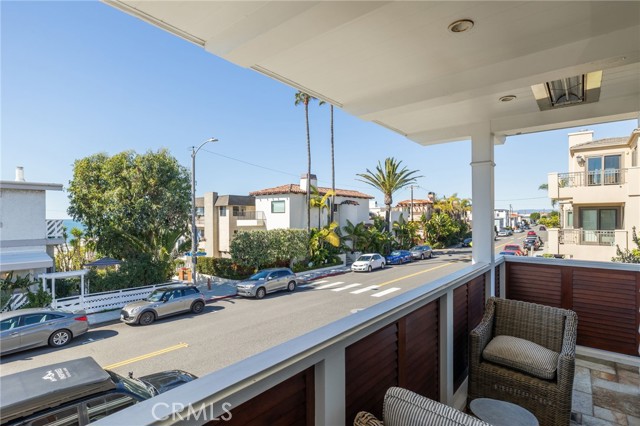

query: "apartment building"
left=547, top=129, right=639, bottom=260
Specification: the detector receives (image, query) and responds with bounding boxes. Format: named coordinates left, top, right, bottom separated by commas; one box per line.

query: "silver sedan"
left=0, top=308, right=89, bottom=355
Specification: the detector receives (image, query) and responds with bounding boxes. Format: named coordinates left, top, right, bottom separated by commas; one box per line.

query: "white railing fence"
left=51, top=281, right=178, bottom=314
left=46, top=219, right=65, bottom=239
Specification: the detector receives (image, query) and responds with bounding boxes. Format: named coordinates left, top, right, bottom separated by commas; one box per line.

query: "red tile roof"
left=396, top=199, right=433, bottom=206
left=250, top=184, right=373, bottom=199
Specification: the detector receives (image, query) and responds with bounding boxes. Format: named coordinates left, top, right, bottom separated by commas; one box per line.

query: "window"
left=587, top=154, right=621, bottom=185
left=85, top=394, right=137, bottom=423
left=1, top=318, right=19, bottom=331
left=184, top=287, right=199, bottom=295
left=566, top=211, right=573, bottom=228
left=22, top=314, right=47, bottom=326
left=219, top=206, right=227, bottom=216
left=232, top=206, right=246, bottom=217
left=271, top=201, right=285, bottom=213
left=195, top=207, right=205, bottom=216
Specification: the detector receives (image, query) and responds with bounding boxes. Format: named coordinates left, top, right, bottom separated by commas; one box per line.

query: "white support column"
left=315, top=348, right=346, bottom=425
left=80, top=274, right=85, bottom=310
left=439, top=290, right=454, bottom=405
left=470, top=124, right=496, bottom=266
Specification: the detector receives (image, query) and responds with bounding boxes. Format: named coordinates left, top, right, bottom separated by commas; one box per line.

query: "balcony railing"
left=46, top=219, right=64, bottom=239
left=234, top=211, right=265, bottom=220
left=97, top=257, right=639, bottom=426
left=559, top=229, right=616, bottom=246
left=557, top=169, right=626, bottom=188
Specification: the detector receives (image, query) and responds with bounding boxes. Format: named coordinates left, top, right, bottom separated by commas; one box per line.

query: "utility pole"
left=191, top=138, right=218, bottom=286
left=509, top=204, right=513, bottom=229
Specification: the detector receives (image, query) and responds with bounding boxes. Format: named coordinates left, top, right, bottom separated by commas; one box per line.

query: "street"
left=0, top=232, right=539, bottom=379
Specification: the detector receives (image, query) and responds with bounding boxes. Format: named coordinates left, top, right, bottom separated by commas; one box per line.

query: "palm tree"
left=357, top=158, right=422, bottom=231
left=538, top=183, right=557, bottom=208
left=342, top=220, right=367, bottom=252
left=330, top=104, right=335, bottom=223
left=294, top=91, right=324, bottom=232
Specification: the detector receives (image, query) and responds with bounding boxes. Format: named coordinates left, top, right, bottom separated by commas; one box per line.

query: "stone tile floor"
left=571, top=354, right=640, bottom=426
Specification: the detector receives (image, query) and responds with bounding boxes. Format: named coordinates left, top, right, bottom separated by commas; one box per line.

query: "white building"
left=547, top=129, right=639, bottom=260
left=250, top=175, right=373, bottom=231
left=0, top=168, right=64, bottom=280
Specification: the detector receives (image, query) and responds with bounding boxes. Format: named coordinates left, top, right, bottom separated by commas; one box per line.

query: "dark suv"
left=0, top=357, right=197, bottom=425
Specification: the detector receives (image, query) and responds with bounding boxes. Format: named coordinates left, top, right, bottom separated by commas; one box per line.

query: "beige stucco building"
left=547, top=129, right=639, bottom=261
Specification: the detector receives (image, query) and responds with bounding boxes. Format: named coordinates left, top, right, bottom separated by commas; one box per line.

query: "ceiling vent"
left=531, top=71, right=602, bottom=111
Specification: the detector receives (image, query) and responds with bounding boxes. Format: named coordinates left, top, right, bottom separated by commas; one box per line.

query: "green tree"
left=310, top=186, right=335, bottom=229
left=55, top=227, right=95, bottom=272
left=612, top=227, right=640, bottom=263
left=425, top=213, right=460, bottom=248
left=530, top=212, right=541, bottom=223
left=295, top=91, right=324, bottom=233
left=230, top=229, right=308, bottom=270
left=309, top=222, right=341, bottom=263
left=341, top=220, right=367, bottom=252
left=67, top=150, right=190, bottom=281
left=357, top=158, right=422, bottom=231
left=392, top=214, right=419, bottom=249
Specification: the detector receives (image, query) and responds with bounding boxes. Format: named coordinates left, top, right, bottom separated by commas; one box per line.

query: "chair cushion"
left=482, top=335, right=559, bottom=380
left=383, top=387, right=491, bottom=426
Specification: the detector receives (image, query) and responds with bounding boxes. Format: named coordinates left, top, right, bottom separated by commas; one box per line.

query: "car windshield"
left=108, top=370, right=156, bottom=399
left=390, top=251, right=401, bottom=256
left=146, top=290, right=166, bottom=302
left=357, top=255, right=372, bottom=262
left=249, top=270, right=270, bottom=280
left=410, top=247, right=420, bottom=251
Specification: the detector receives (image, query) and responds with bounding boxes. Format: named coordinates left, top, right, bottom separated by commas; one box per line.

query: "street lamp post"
left=191, top=137, right=218, bottom=286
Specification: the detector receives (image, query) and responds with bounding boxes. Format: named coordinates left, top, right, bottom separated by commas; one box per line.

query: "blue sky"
left=2, top=1, right=637, bottom=219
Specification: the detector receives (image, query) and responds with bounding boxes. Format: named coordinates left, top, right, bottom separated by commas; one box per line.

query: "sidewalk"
left=87, top=264, right=351, bottom=326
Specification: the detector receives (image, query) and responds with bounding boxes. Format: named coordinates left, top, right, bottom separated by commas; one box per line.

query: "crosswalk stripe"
left=371, top=287, right=401, bottom=298
left=299, top=280, right=328, bottom=288
left=332, top=284, right=361, bottom=292
left=316, top=281, right=344, bottom=290
left=351, top=285, right=379, bottom=294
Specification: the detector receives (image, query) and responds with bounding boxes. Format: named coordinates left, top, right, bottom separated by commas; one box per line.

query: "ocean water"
left=62, top=219, right=86, bottom=241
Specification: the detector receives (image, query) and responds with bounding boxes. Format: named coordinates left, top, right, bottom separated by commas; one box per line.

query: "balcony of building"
left=235, top=210, right=266, bottom=227
left=546, top=229, right=629, bottom=260
left=99, top=256, right=639, bottom=426
left=548, top=167, right=640, bottom=204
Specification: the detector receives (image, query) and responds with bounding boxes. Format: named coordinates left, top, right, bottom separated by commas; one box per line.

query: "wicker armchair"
left=468, top=297, right=578, bottom=426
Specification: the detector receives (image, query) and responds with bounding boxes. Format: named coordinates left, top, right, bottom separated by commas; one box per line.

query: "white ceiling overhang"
left=103, top=1, right=640, bottom=145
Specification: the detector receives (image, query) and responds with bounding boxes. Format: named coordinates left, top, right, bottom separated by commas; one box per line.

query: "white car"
left=351, top=253, right=385, bottom=272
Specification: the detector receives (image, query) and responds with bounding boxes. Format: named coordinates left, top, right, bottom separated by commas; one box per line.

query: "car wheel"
left=256, top=287, right=266, bottom=299
left=381, top=262, right=385, bottom=269
left=139, top=311, right=155, bottom=326
left=368, top=265, right=372, bottom=272
left=421, top=253, right=425, bottom=260
left=429, top=252, right=433, bottom=259
left=287, top=281, right=296, bottom=292
left=191, top=300, right=205, bottom=314
left=49, top=329, right=72, bottom=348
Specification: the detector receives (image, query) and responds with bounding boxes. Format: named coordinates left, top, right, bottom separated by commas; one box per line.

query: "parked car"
left=410, top=245, right=433, bottom=260
left=461, top=238, right=473, bottom=247
left=503, top=244, right=525, bottom=256
left=386, top=250, right=413, bottom=265
left=523, top=236, right=542, bottom=251
left=499, top=251, right=519, bottom=256
left=0, top=356, right=197, bottom=425
left=527, top=230, right=537, bottom=236
left=0, top=308, right=88, bottom=355
left=497, top=229, right=513, bottom=237
left=539, top=225, right=547, bottom=231
left=351, top=253, right=385, bottom=272
left=236, top=268, right=297, bottom=299
left=120, top=284, right=205, bottom=325
left=515, top=228, right=525, bottom=233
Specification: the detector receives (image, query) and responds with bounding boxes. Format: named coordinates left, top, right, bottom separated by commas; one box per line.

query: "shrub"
left=197, top=257, right=254, bottom=280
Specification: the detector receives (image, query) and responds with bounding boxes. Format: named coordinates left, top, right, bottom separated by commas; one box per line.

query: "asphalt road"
left=0, top=231, right=542, bottom=379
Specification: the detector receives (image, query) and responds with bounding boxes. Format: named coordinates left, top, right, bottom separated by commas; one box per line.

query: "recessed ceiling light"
left=499, top=95, right=517, bottom=102
left=448, top=19, right=474, bottom=33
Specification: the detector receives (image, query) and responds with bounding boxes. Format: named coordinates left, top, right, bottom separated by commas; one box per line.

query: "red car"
left=504, top=244, right=525, bottom=255
left=527, top=230, right=537, bottom=236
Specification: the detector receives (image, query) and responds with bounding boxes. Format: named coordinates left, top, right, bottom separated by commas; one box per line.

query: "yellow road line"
left=103, top=343, right=189, bottom=370
left=378, top=262, right=453, bottom=287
